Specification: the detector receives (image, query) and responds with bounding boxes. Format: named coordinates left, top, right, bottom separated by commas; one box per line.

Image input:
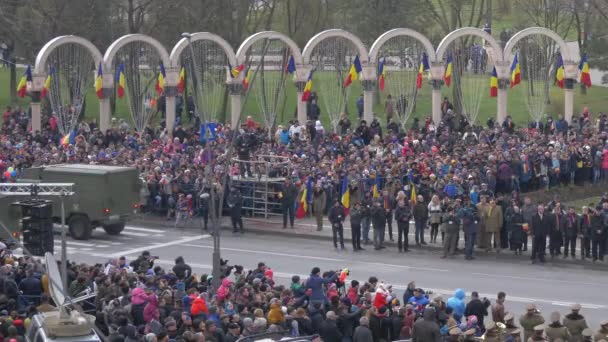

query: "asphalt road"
left=18, top=223, right=608, bottom=329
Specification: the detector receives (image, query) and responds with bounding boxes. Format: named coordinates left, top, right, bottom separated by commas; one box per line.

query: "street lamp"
left=182, top=32, right=222, bottom=292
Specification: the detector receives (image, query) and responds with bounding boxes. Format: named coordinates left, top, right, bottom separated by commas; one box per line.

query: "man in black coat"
left=464, top=291, right=489, bottom=332
left=394, top=199, right=412, bottom=252
left=280, top=179, right=298, bottom=229
left=328, top=200, right=346, bottom=249
left=371, top=200, right=387, bottom=250
left=590, top=206, right=607, bottom=261
left=227, top=186, right=243, bottom=233
left=350, top=202, right=364, bottom=251
left=531, top=204, right=553, bottom=264
left=320, top=311, right=342, bottom=342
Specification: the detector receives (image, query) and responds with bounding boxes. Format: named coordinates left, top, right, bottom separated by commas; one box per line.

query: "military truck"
left=3, top=164, right=140, bottom=240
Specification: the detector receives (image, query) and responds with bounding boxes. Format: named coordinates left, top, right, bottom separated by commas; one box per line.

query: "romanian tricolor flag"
left=510, top=54, right=521, bottom=88
left=17, top=65, right=32, bottom=98
left=301, top=70, right=313, bottom=101
left=285, top=56, right=296, bottom=74
left=229, top=63, right=244, bottom=78
left=344, top=55, right=362, bottom=88
left=372, top=175, right=380, bottom=198
left=444, top=54, right=453, bottom=87
left=416, top=53, right=430, bottom=89
left=41, top=67, right=53, bottom=98
left=341, top=177, right=350, bottom=216
left=490, top=67, right=498, bottom=97
left=296, top=186, right=307, bottom=219
left=378, top=58, right=386, bottom=91
left=579, top=53, right=591, bottom=88
left=155, top=63, right=166, bottom=95
left=95, top=63, right=103, bottom=99
left=61, top=130, right=76, bottom=146
left=115, top=63, right=126, bottom=98
left=410, top=183, right=417, bottom=205
left=242, top=67, right=252, bottom=90
left=555, top=53, right=565, bottom=89
left=177, top=66, right=186, bottom=93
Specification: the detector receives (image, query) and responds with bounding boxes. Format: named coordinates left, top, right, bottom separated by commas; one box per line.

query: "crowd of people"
left=1, top=250, right=608, bottom=342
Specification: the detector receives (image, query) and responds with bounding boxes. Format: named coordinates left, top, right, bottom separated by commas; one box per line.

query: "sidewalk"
left=131, top=214, right=608, bottom=269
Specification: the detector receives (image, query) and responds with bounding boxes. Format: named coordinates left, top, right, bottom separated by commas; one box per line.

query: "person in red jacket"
left=191, top=294, right=209, bottom=317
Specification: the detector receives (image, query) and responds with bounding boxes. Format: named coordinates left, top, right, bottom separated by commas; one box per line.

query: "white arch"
left=103, top=34, right=170, bottom=72
left=235, top=31, right=303, bottom=66
left=169, top=32, right=237, bottom=68
left=34, top=35, right=103, bottom=74
left=436, top=27, right=504, bottom=63
left=504, top=27, right=575, bottom=62
left=369, top=28, right=436, bottom=63
left=302, top=29, right=369, bottom=64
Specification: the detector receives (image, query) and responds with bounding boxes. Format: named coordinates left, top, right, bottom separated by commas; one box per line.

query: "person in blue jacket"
left=305, top=267, right=338, bottom=308
left=447, top=288, right=466, bottom=322
left=407, top=288, right=430, bottom=311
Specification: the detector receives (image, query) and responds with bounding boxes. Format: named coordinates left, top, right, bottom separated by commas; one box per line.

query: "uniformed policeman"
left=563, top=303, right=588, bottom=341
left=581, top=328, right=593, bottom=342
left=483, top=321, right=502, bottom=342
left=544, top=312, right=570, bottom=341
left=509, top=328, right=522, bottom=342
left=594, top=320, right=608, bottom=342
left=463, top=328, right=477, bottom=341
left=529, top=325, right=547, bottom=341
left=448, top=327, right=462, bottom=341
left=520, top=304, right=545, bottom=342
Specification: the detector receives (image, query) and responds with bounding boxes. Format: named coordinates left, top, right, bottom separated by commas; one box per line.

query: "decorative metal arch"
left=369, top=28, right=436, bottom=62
left=34, top=35, right=103, bottom=75
left=169, top=32, right=237, bottom=69
left=235, top=31, right=303, bottom=66
left=103, top=34, right=170, bottom=76
left=435, top=27, right=504, bottom=63
left=302, top=29, right=369, bottom=64
left=504, top=27, right=575, bottom=63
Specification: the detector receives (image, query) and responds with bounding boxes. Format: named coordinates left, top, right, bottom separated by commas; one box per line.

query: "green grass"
left=3, top=67, right=607, bottom=128
left=566, top=196, right=602, bottom=211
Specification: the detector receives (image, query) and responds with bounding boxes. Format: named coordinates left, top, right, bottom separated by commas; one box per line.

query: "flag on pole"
left=344, top=55, right=362, bottom=88
left=156, top=63, right=166, bottom=95
left=510, top=54, right=521, bottom=88
left=296, top=186, right=308, bottom=219
left=444, top=54, right=453, bottom=87
left=41, top=67, right=53, bottom=98
left=555, top=53, right=565, bottom=89
left=372, top=174, right=381, bottom=198
left=341, top=177, right=350, bottom=216
left=416, top=54, right=430, bottom=89
left=490, top=67, right=498, bottom=97
left=17, top=65, right=32, bottom=98
left=378, top=58, right=386, bottom=91
left=285, top=55, right=296, bottom=74
left=242, top=67, right=252, bottom=90
left=229, top=63, right=244, bottom=78
left=115, top=63, right=126, bottom=98
left=579, top=53, right=592, bottom=88
left=301, top=70, right=313, bottom=101
left=61, top=130, right=76, bottom=146
left=410, top=182, right=417, bottom=205
left=95, top=63, right=103, bottom=99
left=177, top=65, right=186, bottom=93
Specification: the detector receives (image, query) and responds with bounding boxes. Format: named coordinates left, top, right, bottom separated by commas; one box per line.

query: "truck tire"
left=68, top=215, right=92, bottom=240
left=103, top=222, right=125, bottom=235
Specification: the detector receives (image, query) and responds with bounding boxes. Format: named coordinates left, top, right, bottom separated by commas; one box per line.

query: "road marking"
left=178, top=243, right=448, bottom=272
left=124, top=226, right=166, bottom=233
left=150, top=259, right=606, bottom=310
left=104, top=234, right=211, bottom=258
left=120, top=231, right=150, bottom=237
left=53, top=240, right=95, bottom=247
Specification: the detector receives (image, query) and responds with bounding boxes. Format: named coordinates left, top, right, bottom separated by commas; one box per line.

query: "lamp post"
left=181, top=32, right=222, bottom=292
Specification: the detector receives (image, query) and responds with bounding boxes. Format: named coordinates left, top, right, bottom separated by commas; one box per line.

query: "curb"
left=130, top=217, right=608, bottom=270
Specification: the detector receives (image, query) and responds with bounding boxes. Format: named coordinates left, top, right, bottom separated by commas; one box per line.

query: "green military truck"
left=3, top=164, right=140, bottom=240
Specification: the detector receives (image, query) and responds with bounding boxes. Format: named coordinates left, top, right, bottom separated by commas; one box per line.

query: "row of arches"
left=28, top=27, right=580, bottom=134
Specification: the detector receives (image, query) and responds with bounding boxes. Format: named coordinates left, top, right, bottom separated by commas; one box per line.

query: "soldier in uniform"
left=544, top=312, right=570, bottom=341
left=482, top=321, right=502, bottom=342
left=594, top=320, right=608, bottom=342
left=563, top=303, right=588, bottom=341
left=581, top=328, right=593, bottom=342
left=463, top=328, right=477, bottom=341
left=508, top=328, right=522, bottom=342
left=448, top=327, right=462, bottom=342
left=227, top=186, right=243, bottom=233
left=505, top=313, right=520, bottom=336
left=519, top=304, right=545, bottom=342
left=529, top=325, right=547, bottom=341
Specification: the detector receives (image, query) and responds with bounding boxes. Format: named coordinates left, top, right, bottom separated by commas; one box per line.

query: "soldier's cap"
left=433, top=295, right=444, bottom=302
left=526, top=303, right=536, bottom=311
left=463, top=328, right=476, bottom=336
left=570, top=303, right=582, bottom=311
left=449, top=327, right=462, bottom=336
left=533, top=324, right=544, bottom=331
left=504, top=313, right=514, bottom=321
left=509, top=328, right=521, bottom=335
left=550, top=311, right=561, bottom=322
left=601, top=320, right=608, bottom=326
left=582, top=328, right=593, bottom=337
left=485, top=321, right=496, bottom=331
